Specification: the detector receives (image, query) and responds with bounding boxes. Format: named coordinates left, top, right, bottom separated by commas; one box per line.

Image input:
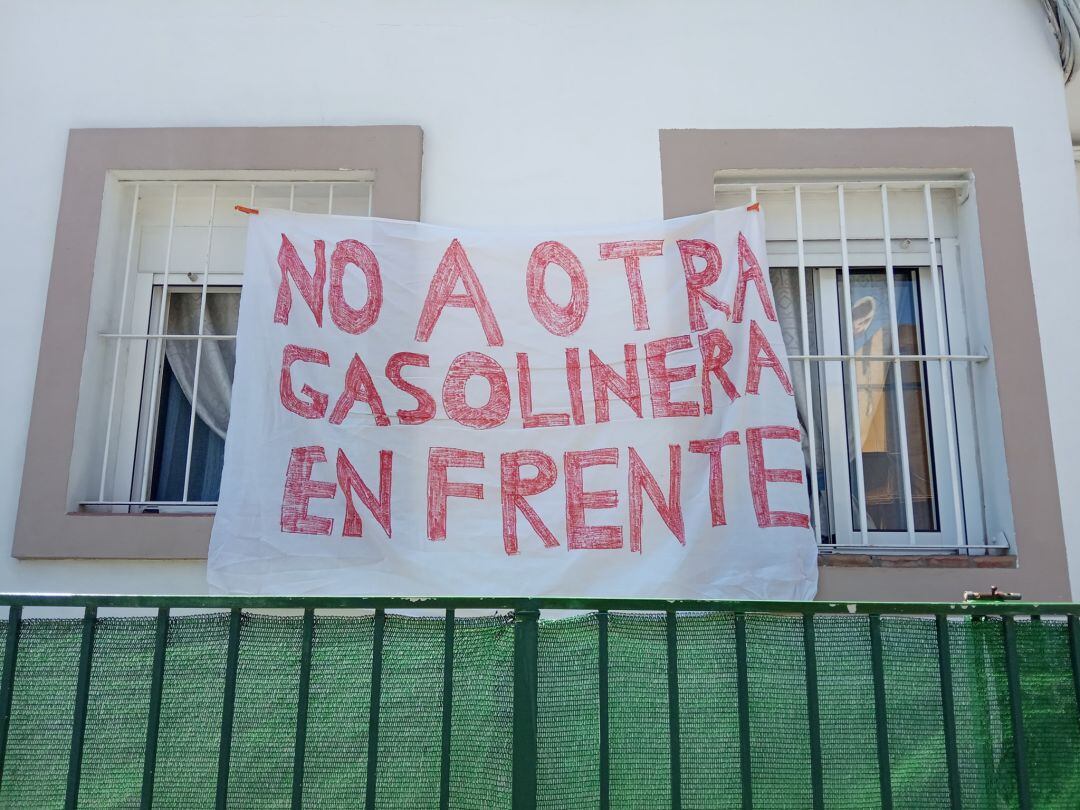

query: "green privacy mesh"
left=0, top=611, right=1076, bottom=808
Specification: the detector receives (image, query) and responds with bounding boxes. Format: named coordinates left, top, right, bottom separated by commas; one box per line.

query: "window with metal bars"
left=77, top=175, right=373, bottom=515
left=716, top=176, right=1007, bottom=554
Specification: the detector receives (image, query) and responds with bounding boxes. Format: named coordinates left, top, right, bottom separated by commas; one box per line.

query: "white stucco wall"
left=2, top=0, right=1080, bottom=595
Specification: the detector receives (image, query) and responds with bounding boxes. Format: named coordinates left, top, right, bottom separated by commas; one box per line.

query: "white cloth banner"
left=208, top=207, right=818, bottom=598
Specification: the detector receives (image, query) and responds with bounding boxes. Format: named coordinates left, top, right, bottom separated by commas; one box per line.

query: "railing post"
left=802, top=613, right=824, bottom=810
left=665, top=610, right=681, bottom=810
left=291, top=608, right=315, bottom=810
left=141, top=607, right=170, bottom=810
left=598, top=610, right=609, bottom=810
left=65, top=605, right=97, bottom=810
left=512, top=605, right=539, bottom=810
left=364, top=608, right=386, bottom=810
left=0, top=605, right=22, bottom=794
left=1068, top=615, right=1080, bottom=729
left=868, top=614, right=893, bottom=810
left=439, top=609, right=455, bottom=810
left=935, top=614, right=962, bottom=810
left=215, top=607, right=242, bottom=810
left=734, top=612, right=752, bottom=810
left=1002, top=616, right=1031, bottom=809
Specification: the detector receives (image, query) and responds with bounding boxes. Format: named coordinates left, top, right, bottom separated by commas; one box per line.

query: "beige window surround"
left=14, top=126, right=423, bottom=560
left=660, top=127, right=1069, bottom=599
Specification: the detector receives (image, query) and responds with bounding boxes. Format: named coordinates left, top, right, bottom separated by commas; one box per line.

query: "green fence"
left=0, top=595, right=1077, bottom=809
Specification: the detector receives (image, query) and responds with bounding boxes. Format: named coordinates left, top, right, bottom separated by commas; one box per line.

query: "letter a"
left=731, top=233, right=777, bottom=323
left=415, top=239, right=504, bottom=346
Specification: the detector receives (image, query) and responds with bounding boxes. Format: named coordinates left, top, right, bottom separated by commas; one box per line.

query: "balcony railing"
left=0, top=594, right=1076, bottom=808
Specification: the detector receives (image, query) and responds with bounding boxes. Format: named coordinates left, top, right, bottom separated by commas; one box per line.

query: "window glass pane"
left=292, top=182, right=336, bottom=214
left=840, top=270, right=939, bottom=532
left=148, top=289, right=239, bottom=503
left=150, top=360, right=225, bottom=501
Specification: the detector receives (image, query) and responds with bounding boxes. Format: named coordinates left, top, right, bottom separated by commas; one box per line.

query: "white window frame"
left=120, top=280, right=243, bottom=510
left=787, top=248, right=982, bottom=551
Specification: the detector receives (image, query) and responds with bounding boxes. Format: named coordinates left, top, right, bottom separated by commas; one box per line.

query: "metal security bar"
left=0, top=594, right=1076, bottom=809
left=83, top=178, right=373, bottom=514
left=717, top=178, right=992, bottom=555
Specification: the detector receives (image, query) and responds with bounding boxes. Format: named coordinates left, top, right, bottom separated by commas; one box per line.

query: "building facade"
left=4, top=0, right=1080, bottom=600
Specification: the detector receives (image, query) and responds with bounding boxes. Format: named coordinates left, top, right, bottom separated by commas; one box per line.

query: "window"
left=657, top=126, right=1080, bottom=595
left=715, top=176, right=1001, bottom=554
left=15, top=125, right=422, bottom=559
left=78, top=176, right=374, bottom=514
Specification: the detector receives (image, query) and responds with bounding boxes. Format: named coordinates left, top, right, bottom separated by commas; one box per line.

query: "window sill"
left=819, top=552, right=1016, bottom=569
left=13, top=511, right=213, bottom=559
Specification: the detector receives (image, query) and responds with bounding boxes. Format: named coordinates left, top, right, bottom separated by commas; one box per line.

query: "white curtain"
left=164, top=292, right=238, bottom=439
left=769, top=268, right=816, bottom=462
left=770, top=268, right=828, bottom=535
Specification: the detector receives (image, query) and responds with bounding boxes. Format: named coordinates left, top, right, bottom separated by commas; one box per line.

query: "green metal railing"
left=0, top=594, right=1077, bottom=809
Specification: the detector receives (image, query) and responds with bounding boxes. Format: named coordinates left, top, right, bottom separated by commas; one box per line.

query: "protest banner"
left=208, top=206, right=817, bottom=598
